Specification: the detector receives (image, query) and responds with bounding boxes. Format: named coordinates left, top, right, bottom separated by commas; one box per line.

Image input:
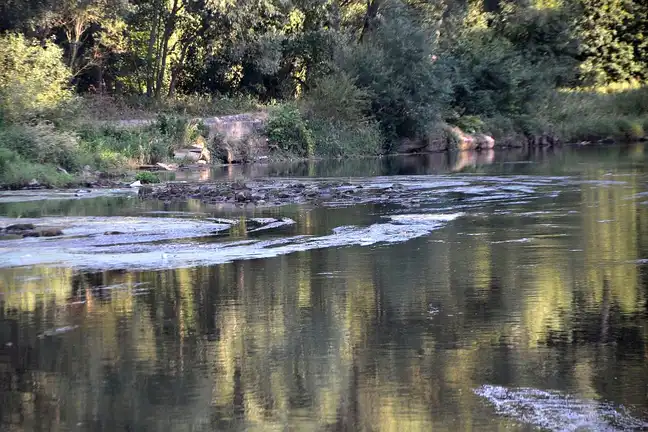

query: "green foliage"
left=438, top=2, right=579, bottom=119
left=301, top=72, right=382, bottom=156
left=154, top=114, right=189, bottom=147
left=78, top=125, right=173, bottom=166
left=449, top=115, right=486, bottom=134
left=0, top=122, right=82, bottom=172
left=578, top=0, right=648, bottom=85
left=135, top=171, right=160, bottom=184
left=304, top=71, right=371, bottom=123
left=1, top=0, right=647, bottom=165
left=308, top=118, right=383, bottom=157
left=0, top=147, right=74, bottom=190
left=266, top=105, right=315, bottom=157
left=338, top=2, right=451, bottom=150
left=0, top=33, right=71, bottom=120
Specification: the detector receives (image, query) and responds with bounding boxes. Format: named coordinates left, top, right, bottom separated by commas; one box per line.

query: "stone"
left=474, top=134, right=495, bottom=149
left=199, top=147, right=211, bottom=163
left=38, top=228, right=63, bottom=237
left=5, top=223, right=35, bottom=231
left=0, top=234, right=23, bottom=241
left=277, top=192, right=291, bottom=199
left=156, top=162, right=177, bottom=171
left=235, top=191, right=251, bottom=202
left=104, top=231, right=125, bottom=235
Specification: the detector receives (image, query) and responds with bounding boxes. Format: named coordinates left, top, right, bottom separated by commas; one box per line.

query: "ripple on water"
left=474, top=385, right=648, bottom=432
left=0, top=213, right=463, bottom=270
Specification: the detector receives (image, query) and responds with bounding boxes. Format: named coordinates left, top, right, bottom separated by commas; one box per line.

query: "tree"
left=0, top=33, right=71, bottom=119
left=578, top=0, right=648, bottom=84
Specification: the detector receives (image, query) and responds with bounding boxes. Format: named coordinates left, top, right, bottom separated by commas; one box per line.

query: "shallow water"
left=2, top=146, right=648, bottom=431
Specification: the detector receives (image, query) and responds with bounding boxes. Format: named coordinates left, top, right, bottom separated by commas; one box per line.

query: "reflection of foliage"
left=1, top=162, right=648, bottom=429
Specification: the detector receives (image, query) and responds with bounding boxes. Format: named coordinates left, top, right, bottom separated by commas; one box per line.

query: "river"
left=1, top=146, right=648, bottom=431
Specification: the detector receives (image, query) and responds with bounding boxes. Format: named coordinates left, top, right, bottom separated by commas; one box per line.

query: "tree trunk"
left=146, top=0, right=162, bottom=97
left=167, top=40, right=192, bottom=98
left=359, top=0, right=380, bottom=42
left=154, top=0, right=181, bottom=99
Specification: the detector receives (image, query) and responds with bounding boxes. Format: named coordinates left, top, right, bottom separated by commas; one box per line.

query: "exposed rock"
left=104, top=231, right=125, bottom=235
left=38, top=228, right=64, bottom=237
left=475, top=134, right=495, bottom=149
left=21, top=228, right=64, bottom=238
left=235, top=191, right=252, bottom=202
left=5, top=223, right=35, bottom=231
left=199, top=146, right=211, bottom=163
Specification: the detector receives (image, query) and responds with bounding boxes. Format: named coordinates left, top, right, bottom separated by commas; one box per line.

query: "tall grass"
left=482, top=84, right=648, bottom=144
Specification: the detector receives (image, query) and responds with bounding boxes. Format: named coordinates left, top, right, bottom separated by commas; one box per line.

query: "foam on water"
left=474, top=385, right=648, bottom=432
left=0, top=213, right=462, bottom=271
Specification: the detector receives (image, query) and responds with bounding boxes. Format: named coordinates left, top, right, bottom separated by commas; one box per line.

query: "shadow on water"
left=2, top=145, right=648, bottom=430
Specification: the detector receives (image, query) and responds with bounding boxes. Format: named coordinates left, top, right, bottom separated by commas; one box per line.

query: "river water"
left=1, top=146, right=648, bottom=431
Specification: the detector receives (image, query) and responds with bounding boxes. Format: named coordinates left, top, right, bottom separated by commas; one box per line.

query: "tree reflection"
left=1, top=155, right=648, bottom=430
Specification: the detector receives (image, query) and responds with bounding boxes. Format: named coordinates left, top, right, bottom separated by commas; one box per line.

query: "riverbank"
left=1, top=87, right=647, bottom=191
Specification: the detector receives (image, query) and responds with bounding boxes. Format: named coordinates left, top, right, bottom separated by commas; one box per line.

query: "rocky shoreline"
left=140, top=179, right=412, bottom=208
left=0, top=223, right=64, bottom=240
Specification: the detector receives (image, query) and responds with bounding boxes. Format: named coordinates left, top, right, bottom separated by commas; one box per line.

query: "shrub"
left=0, top=147, right=74, bottom=189
left=616, top=118, right=645, bottom=140
left=304, top=71, right=371, bottom=123
left=0, top=122, right=81, bottom=172
left=78, top=125, right=174, bottom=166
left=0, top=34, right=71, bottom=120
left=135, top=171, right=161, bottom=184
left=449, top=115, right=486, bottom=134
left=337, top=4, right=450, bottom=150
left=265, top=104, right=314, bottom=157
left=308, top=118, right=383, bottom=157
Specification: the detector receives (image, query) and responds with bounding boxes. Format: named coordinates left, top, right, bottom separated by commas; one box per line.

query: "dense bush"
left=78, top=125, right=174, bottom=166
left=0, top=122, right=82, bottom=172
left=0, top=147, right=74, bottom=189
left=0, top=34, right=71, bottom=120
left=336, top=3, right=451, bottom=150
left=265, top=105, right=315, bottom=157
left=135, top=171, right=161, bottom=184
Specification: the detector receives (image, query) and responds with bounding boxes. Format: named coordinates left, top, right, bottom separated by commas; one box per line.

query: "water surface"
left=1, top=146, right=648, bottom=431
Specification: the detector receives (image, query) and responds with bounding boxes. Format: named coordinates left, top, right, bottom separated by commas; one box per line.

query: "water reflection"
left=1, top=146, right=648, bottom=431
